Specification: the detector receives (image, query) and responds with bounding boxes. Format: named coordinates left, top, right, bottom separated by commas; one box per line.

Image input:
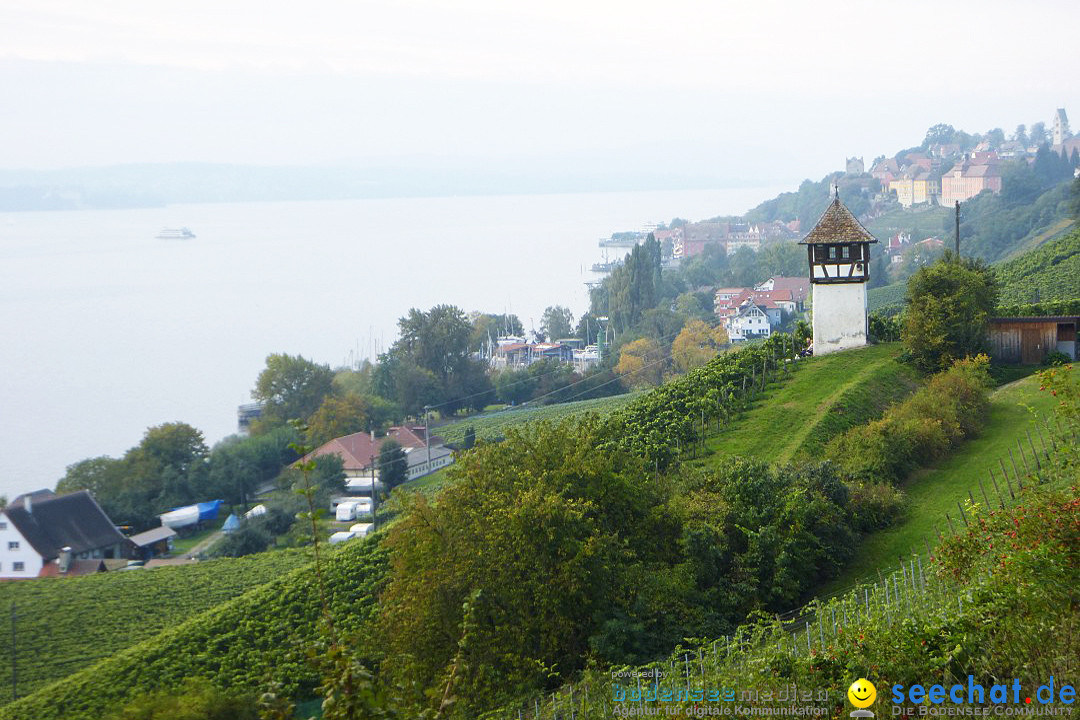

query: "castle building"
left=800, top=192, right=878, bottom=355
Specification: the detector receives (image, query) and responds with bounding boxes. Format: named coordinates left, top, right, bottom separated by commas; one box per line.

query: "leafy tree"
left=1032, top=143, right=1070, bottom=188
left=375, top=419, right=665, bottom=714
left=1030, top=121, right=1047, bottom=146
left=133, top=422, right=208, bottom=477
left=1013, top=123, right=1028, bottom=145
left=306, top=394, right=372, bottom=447
left=213, top=521, right=273, bottom=558
left=378, top=439, right=408, bottom=489
left=469, top=312, right=524, bottom=350
left=252, top=353, right=335, bottom=431
left=755, top=242, right=805, bottom=278
left=56, top=456, right=124, bottom=498
left=331, top=361, right=375, bottom=397
left=902, top=253, right=998, bottom=373
left=1001, top=159, right=1042, bottom=203
left=599, top=236, right=662, bottom=333
left=670, top=319, right=728, bottom=373
left=922, top=123, right=957, bottom=148
left=615, top=337, right=664, bottom=388
left=492, top=365, right=539, bottom=405
left=373, top=355, right=443, bottom=418
left=394, top=305, right=471, bottom=379
left=984, top=127, right=1006, bottom=148
left=539, top=305, right=574, bottom=341
left=440, top=356, right=494, bottom=414
left=388, top=305, right=492, bottom=414
left=673, top=292, right=710, bottom=323
left=463, top=426, right=476, bottom=450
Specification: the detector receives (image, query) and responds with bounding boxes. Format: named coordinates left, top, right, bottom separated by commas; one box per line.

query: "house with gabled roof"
left=300, top=425, right=452, bottom=493
left=754, top=276, right=809, bottom=311
left=727, top=303, right=772, bottom=342
left=0, top=490, right=132, bottom=579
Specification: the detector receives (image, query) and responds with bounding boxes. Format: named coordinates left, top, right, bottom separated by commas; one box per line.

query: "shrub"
left=827, top=355, right=991, bottom=484
left=846, top=481, right=906, bottom=532
left=1044, top=350, right=1071, bottom=366
left=103, top=677, right=258, bottom=720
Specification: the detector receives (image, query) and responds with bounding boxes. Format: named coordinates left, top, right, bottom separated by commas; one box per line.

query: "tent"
left=222, top=514, right=241, bottom=534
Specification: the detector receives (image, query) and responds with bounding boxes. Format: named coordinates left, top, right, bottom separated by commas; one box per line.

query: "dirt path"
left=185, top=530, right=224, bottom=558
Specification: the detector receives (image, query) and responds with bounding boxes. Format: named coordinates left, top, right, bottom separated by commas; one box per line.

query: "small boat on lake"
left=156, top=227, right=196, bottom=240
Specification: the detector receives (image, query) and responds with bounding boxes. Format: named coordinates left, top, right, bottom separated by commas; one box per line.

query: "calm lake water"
left=0, top=186, right=785, bottom=499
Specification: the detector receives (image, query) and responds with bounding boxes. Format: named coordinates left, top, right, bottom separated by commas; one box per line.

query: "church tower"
left=800, top=190, right=878, bottom=355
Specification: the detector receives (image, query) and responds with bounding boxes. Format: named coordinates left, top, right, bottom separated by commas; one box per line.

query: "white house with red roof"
left=300, top=425, right=451, bottom=490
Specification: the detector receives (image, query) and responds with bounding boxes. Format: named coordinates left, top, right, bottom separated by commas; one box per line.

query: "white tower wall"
left=812, top=282, right=868, bottom=355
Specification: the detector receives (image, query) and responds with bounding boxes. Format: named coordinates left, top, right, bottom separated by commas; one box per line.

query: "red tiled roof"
left=303, top=427, right=435, bottom=471
left=38, top=559, right=108, bottom=577
left=766, top=277, right=809, bottom=302
left=964, top=164, right=1000, bottom=178
left=800, top=197, right=877, bottom=245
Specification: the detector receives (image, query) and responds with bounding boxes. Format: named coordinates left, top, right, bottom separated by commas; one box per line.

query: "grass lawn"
left=691, top=343, right=918, bottom=469
left=435, top=391, right=642, bottom=445
left=827, top=372, right=1059, bottom=591
left=170, top=517, right=226, bottom=555
left=865, top=204, right=951, bottom=239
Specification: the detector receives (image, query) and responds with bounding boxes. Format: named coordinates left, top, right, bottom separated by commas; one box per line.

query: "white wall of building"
left=407, top=452, right=454, bottom=481
left=812, top=283, right=868, bottom=355
left=0, top=516, right=44, bottom=578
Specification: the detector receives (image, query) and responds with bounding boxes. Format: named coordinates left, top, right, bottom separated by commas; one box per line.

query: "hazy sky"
left=2, top=0, right=1078, bottom=186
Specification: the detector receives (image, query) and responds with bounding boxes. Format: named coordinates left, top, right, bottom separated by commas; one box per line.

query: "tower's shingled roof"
left=799, top=197, right=878, bottom=245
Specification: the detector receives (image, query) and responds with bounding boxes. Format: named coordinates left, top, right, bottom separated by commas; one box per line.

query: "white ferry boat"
left=156, top=227, right=196, bottom=240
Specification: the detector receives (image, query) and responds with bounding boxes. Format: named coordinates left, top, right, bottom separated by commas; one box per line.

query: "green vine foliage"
left=0, top=539, right=389, bottom=720
left=0, top=551, right=313, bottom=704
left=602, top=335, right=794, bottom=468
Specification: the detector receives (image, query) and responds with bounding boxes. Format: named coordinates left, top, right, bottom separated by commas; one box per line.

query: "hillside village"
left=600, top=108, right=1079, bottom=278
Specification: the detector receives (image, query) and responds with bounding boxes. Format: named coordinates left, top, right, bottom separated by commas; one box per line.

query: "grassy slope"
left=0, top=550, right=312, bottom=704
left=999, top=216, right=1074, bottom=261
left=690, top=343, right=918, bottom=468
left=435, top=391, right=641, bottom=446
left=864, top=204, right=951, bottom=240
left=828, top=373, right=1058, bottom=589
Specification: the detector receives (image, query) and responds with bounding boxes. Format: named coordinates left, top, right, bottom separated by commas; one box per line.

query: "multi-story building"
left=940, top=158, right=1003, bottom=205
left=889, top=168, right=940, bottom=207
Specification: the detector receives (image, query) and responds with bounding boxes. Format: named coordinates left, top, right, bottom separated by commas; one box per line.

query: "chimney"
left=24, top=494, right=32, bottom=514
left=59, top=546, right=73, bottom=574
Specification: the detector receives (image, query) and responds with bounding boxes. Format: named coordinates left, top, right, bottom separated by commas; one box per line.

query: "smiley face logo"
left=848, top=678, right=876, bottom=708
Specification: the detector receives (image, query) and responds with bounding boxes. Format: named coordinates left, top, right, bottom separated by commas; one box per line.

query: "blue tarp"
left=222, top=514, right=241, bottom=533
left=197, top=500, right=223, bottom=521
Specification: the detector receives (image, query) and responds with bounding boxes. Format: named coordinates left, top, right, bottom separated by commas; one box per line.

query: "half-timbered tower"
left=799, top=192, right=878, bottom=355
